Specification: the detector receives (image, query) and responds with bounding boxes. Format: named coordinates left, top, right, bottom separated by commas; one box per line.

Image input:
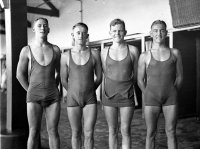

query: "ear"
left=109, top=30, right=112, bottom=36
left=47, top=28, right=50, bottom=33
left=165, top=30, right=168, bottom=36
left=150, top=30, right=153, bottom=37
left=86, top=34, right=89, bottom=39
left=71, top=33, right=74, bottom=37
left=32, top=27, right=35, bottom=32
left=124, top=30, right=127, bottom=35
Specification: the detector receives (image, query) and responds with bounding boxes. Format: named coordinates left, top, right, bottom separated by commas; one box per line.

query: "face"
left=72, top=25, right=89, bottom=45
left=109, top=24, right=126, bottom=43
left=150, top=23, right=167, bottom=43
left=33, top=19, right=49, bottom=37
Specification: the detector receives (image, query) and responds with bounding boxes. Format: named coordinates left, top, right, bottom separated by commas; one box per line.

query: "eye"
left=161, top=30, right=166, bottom=33
left=153, top=29, right=158, bottom=33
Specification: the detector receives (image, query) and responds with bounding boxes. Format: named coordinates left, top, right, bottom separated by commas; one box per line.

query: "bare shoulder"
left=52, top=44, right=61, bottom=54
left=128, top=44, right=139, bottom=55
left=101, top=46, right=109, bottom=54
left=61, top=49, right=70, bottom=62
left=171, top=48, right=181, bottom=56
left=101, top=46, right=109, bottom=58
left=139, top=50, right=150, bottom=62
left=91, top=48, right=100, bottom=58
left=20, top=46, right=30, bottom=58
left=61, top=49, right=70, bottom=57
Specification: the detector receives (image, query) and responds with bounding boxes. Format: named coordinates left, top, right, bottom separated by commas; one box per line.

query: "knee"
left=71, top=128, right=82, bottom=138
left=108, top=126, right=118, bottom=136
left=146, top=128, right=157, bottom=139
left=29, top=127, right=40, bottom=139
left=165, top=127, right=176, bottom=138
left=47, top=126, right=58, bottom=136
left=121, top=125, right=131, bottom=137
left=84, top=129, right=94, bottom=140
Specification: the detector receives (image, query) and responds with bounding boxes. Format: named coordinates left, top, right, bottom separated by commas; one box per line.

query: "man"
left=60, top=22, right=102, bottom=149
left=17, top=17, right=61, bottom=149
left=137, top=20, right=183, bottom=149
left=101, top=18, right=139, bottom=149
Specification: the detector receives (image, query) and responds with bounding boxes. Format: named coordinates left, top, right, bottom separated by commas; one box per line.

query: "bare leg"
left=45, top=102, right=61, bottom=149
left=67, top=106, right=82, bottom=149
left=83, top=104, right=97, bottom=149
left=120, top=107, right=134, bottom=149
left=104, top=106, right=118, bottom=149
left=162, top=105, right=178, bottom=149
left=27, top=103, right=43, bottom=149
left=144, top=106, right=161, bottom=149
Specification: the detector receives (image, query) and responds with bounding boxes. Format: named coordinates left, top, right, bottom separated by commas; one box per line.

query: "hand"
left=63, top=96, right=67, bottom=103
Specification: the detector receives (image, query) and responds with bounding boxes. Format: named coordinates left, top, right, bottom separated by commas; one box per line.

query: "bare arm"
left=60, top=52, right=69, bottom=91
left=137, top=53, right=147, bottom=93
left=100, top=47, right=109, bottom=73
left=173, top=49, right=183, bottom=90
left=16, top=46, right=29, bottom=91
left=92, top=49, right=102, bottom=90
left=129, top=45, right=139, bottom=83
left=53, top=45, right=61, bottom=86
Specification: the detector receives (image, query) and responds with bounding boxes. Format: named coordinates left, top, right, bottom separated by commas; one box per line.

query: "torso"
left=67, top=49, right=96, bottom=107
left=27, top=45, right=59, bottom=102
left=102, top=45, right=135, bottom=107
left=144, top=49, right=177, bottom=106
left=105, top=45, right=134, bottom=81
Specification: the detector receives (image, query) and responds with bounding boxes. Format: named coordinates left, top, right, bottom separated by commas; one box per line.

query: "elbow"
left=16, top=73, right=21, bottom=81
left=97, top=75, right=103, bottom=86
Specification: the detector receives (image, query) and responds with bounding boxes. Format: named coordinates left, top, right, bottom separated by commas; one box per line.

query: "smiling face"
left=72, top=25, right=89, bottom=46
left=150, top=23, right=167, bottom=44
left=109, top=24, right=127, bottom=43
left=33, top=18, right=49, bottom=37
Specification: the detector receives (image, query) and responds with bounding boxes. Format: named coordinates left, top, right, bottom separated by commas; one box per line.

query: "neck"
left=152, top=41, right=166, bottom=50
left=34, top=36, right=48, bottom=47
left=73, top=45, right=87, bottom=52
left=112, top=41, right=126, bottom=49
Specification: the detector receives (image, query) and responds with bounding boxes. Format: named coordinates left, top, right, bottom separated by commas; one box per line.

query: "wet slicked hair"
left=151, top=20, right=167, bottom=29
left=110, top=18, right=126, bottom=30
left=33, top=17, right=49, bottom=27
left=72, top=22, right=88, bottom=32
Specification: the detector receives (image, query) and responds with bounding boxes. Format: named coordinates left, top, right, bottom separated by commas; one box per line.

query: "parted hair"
left=151, top=20, right=167, bottom=29
left=110, top=18, right=126, bottom=31
left=72, top=22, right=88, bottom=32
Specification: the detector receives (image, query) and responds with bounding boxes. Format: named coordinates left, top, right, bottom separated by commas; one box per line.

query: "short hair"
left=110, top=18, right=126, bottom=30
left=151, top=20, right=167, bottom=29
left=33, top=17, right=49, bottom=27
left=72, top=22, right=88, bottom=32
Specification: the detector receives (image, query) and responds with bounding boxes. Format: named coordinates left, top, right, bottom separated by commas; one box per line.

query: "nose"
left=157, top=30, right=162, bottom=35
left=40, top=26, right=44, bottom=30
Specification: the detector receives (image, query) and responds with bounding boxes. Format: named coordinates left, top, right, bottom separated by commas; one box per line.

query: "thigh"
left=162, top=105, right=178, bottom=129
left=83, top=104, right=97, bottom=130
left=120, top=107, right=134, bottom=127
left=144, top=106, right=161, bottom=130
left=45, top=101, right=61, bottom=129
left=104, top=106, right=118, bottom=128
left=27, top=102, right=43, bottom=129
left=67, top=106, right=82, bottom=130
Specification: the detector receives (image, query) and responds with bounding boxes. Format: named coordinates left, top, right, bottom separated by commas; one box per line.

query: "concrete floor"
left=41, top=102, right=200, bottom=149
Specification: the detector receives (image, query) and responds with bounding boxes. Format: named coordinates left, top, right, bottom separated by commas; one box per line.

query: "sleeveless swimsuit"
left=66, top=49, right=97, bottom=107
left=102, top=46, right=135, bottom=107
left=144, top=50, right=177, bottom=106
left=27, top=46, right=60, bottom=107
